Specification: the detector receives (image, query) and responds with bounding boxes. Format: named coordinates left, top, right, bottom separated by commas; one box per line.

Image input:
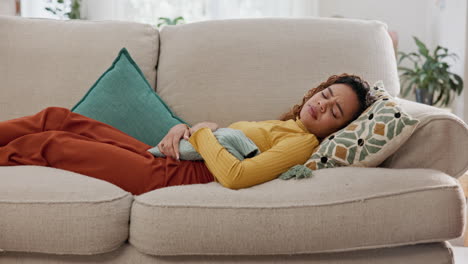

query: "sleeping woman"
left=0, top=73, right=372, bottom=195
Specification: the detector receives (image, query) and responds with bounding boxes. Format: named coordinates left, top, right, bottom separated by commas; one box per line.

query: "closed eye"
left=321, top=92, right=337, bottom=118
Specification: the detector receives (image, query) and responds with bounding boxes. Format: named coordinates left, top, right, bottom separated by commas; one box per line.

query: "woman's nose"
left=318, top=101, right=326, bottom=112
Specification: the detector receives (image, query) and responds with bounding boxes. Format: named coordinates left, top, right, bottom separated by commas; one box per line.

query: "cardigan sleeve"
left=188, top=127, right=318, bottom=190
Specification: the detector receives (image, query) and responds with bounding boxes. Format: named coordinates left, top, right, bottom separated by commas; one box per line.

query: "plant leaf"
left=452, top=74, right=464, bottom=94
left=428, top=82, right=435, bottom=93
left=402, top=79, right=416, bottom=97
left=399, top=36, right=464, bottom=106
left=45, top=7, right=57, bottom=15
left=414, top=36, right=429, bottom=57
left=398, top=66, right=414, bottom=72
left=174, top=16, right=185, bottom=24
left=444, top=90, right=451, bottom=106
left=434, top=89, right=444, bottom=105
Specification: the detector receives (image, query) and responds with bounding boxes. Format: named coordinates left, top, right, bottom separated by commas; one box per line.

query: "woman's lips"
left=308, top=105, right=317, bottom=120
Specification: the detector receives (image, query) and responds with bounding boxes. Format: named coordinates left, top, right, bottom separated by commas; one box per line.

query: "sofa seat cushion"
left=130, top=167, right=465, bottom=256
left=0, top=166, right=133, bottom=255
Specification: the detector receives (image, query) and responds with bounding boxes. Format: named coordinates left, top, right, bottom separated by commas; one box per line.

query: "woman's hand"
left=157, top=124, right=190, bottom=160
left=189, top=121, right=219, bottom=135
left=157, top=122, right=219, bottom=160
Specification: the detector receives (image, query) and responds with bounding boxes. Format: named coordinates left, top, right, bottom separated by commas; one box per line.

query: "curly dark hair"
left=278, top=73, right=374, bottom=127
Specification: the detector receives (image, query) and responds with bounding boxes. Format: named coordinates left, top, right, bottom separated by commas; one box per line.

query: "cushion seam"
left=133, top=184, right=459, bottom=209
left=132, top=239, right=453, bottom=256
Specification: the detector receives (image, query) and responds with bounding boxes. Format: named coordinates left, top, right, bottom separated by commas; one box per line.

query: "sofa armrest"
left=380, top=98, right=468, bottom=178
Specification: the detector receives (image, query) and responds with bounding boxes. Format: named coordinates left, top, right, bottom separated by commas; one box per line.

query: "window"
left=83, top=0, right=318, bottom=25
left=21, top=0, right=318, bottom=24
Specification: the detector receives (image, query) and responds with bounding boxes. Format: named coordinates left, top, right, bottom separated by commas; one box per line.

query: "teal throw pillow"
left=71, top=48, right=189, bottom=146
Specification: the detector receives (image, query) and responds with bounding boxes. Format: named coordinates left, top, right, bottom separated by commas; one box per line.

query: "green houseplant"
left=45, top=0, right=81, bottom=20
left=398, top=36, right=463, bottom=107
left=156, top=16, right=185, bottom=28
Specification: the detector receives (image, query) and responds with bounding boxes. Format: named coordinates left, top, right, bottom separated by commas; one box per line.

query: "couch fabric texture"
left=129, top=167, right=465, bottom=256
left=382, top=98, right=468, bottom=178
left=0, top=166, right=132, bottom=255
left=0, top=242, right=456, bottom=264
left=156, top=18, right=400, bottom=128
left=0, top=15, right=467, bottom=264
left=0, top=16, right=158, bottom=121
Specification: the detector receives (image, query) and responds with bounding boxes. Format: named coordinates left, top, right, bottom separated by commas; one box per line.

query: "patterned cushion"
left=305, top=80, right=420, bottom=170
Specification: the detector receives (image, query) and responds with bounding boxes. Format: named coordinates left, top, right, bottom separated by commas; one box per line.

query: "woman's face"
left=299, top=83, right=360, bottom=139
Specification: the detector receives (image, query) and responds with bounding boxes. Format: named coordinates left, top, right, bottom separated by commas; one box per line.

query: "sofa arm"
left=380, top=98, right=468, bottom=178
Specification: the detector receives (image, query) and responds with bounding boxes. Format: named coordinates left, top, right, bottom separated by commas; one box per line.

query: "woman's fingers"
left=159, top=138, right=173, bottom=158
left=172, top=136, right=180, bottom=160
left=184, top=129, right=190, bottom=140
left=158, top=141, right=166, bottom=156
left=166, top=136, right=177, bottom=160
left=158, top=125, right=192, bottom=161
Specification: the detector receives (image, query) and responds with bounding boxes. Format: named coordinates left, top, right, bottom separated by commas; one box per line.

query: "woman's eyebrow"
left=328, top=87, right=344, bottom=116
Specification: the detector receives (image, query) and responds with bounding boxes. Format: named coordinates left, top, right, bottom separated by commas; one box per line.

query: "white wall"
left=0, top=0, right=16, bottom=15
left=81, top=0, right=125, bottom=21
left=465, top=3, right=468, bottom=122
left=317, top=0, right=430, bottom=105
left=82, top=0, right=318, bottom=23
left=21, top=0, right=59, bottom=19
left=425, top=0, right=466, bottom=120
left=318, top=0, right=433, bottom=57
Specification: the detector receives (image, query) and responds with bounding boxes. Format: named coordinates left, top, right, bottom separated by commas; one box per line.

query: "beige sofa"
left=0, top=15, right=467, bottom=263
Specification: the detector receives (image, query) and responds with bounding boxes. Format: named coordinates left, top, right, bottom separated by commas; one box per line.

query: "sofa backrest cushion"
left=0, top=16, right=158, bottom=121
left=156, top=18, right=399, bottom=127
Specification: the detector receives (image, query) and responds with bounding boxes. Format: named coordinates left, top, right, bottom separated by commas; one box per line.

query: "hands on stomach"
left=157, top=122, right=219, bottom=160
